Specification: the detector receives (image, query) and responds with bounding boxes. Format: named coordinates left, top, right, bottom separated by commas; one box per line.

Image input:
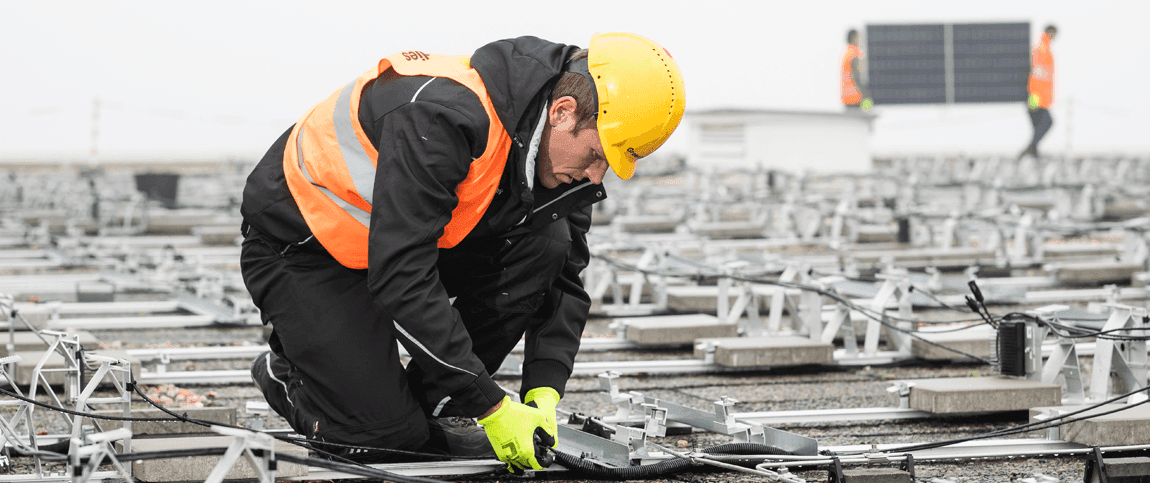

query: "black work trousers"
left=240, top=221, right=570, bottom=451
left=1024, top=107, right=1054, bottom=157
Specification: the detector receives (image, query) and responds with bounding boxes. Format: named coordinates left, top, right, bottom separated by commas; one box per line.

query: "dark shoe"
left=423, top=417, right=495, bottom=457
left=250, top=350, right=291, bottom=395
left=249, top=350, right=297, bottom=421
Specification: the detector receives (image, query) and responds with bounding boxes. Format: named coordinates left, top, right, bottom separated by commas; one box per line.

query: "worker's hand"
left=860, top=98, right=874, bottom=113
left=524, top=387, right=560, bottom=448
left=1028, top=94, right=1040, bottom=110
left=478, top=396, right=556, bottom=473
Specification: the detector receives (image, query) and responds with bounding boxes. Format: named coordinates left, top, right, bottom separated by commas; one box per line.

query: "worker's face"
left=538, top=96, right=609, bottom=189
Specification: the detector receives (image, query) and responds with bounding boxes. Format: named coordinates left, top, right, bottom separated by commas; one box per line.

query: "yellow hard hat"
left=588, top=32, right=686, bottom=180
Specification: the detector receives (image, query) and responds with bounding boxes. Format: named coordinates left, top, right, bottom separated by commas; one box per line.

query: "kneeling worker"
left=239, top=33, right=685, bottom=472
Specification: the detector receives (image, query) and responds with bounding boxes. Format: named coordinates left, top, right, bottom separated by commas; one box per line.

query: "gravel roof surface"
left=2, top=310, right=1132, bottom=483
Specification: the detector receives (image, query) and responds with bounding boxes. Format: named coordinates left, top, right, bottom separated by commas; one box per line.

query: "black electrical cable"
left=553, top=442, right=794, bottom=480
left=965, top=280, right=999, bottom=329
left=0, top=386, right=210, bottom=423
left=595, top=253, right=996, bottom=363
left=0, top=384, right=487, bottom=468
left=276, top=453, right=452, bottom=483
left=117, top=447, right=228, bottom=461
left=871, top=384, right=1150, bottom=454
left=909, top=285, right=977, bottom=315
left=126, top=384, right=487, bottom=463
left=996, top=311, right=1150, bottom=342
left=108, top=448, right=445, bottom=483
left=702, top=266, right=990, bottom=359
left=901, top=321, right=992, bottom=334
left=604, top=253, right=987, bottom=325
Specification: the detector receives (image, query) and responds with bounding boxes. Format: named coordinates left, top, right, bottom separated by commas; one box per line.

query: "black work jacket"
left=241, top=37, right=605, bottom=416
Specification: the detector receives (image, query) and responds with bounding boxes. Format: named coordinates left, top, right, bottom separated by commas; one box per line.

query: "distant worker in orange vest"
left=239, top=34, right=684, bottom=472
left=1019, top=25, right=1057, bottom=160
left=842, top=29, right=872, bottom=112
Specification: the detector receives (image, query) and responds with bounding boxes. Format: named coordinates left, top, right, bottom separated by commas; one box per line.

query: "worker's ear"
left=548, top=96, right=578, bottom=132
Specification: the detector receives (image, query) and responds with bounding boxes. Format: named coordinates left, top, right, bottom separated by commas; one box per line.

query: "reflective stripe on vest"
left=282, top=52, right=512, bottom=269
left=841, top=45, right=862, bottom=106
left=1028, top=33, right=1054, bottom=108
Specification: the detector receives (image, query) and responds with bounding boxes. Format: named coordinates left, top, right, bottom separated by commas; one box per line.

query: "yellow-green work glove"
left=477, top=396, right=556, bottom=472
left=860, top=97, right=874, bottom=113
left=524, top=387, right=560, bottom=448
left=1028, top=94, right=1040, bottom=110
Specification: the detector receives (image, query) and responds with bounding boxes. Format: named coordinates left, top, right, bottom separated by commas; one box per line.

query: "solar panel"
left=865, top=22, right=1031, bottom=105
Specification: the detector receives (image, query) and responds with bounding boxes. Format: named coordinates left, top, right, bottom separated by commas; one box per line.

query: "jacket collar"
left=469, top=37, right=580, bottom=147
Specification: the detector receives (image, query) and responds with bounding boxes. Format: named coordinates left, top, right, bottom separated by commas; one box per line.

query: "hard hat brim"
left=602, top=138, right=636, bottom=180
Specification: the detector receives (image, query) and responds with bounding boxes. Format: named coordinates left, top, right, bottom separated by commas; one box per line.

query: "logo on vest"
left=402, top=51, right=430, bottom=61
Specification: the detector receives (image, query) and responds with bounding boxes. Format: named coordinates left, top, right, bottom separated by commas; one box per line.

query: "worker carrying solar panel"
left=237, top=33, right=685, bottom=473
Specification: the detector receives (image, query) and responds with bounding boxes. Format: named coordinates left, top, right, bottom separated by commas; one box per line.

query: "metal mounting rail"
left=794, top=440, right=1150, bottom=467
left=284, top=460, right=505, bottom=480
left=138, top=369, right=252, bottom=385
left=125, top=338, right=1100, bottom=365
left=570, top=359, right=721, bottom=376
left=0, top=471, right=120, bottom=482
left=734, top=407, right=933, bottom=425
left=129, top=338, right=1115, bottom=384
left=609, top=406, right=934, bottom=430
left=128, top=345, right=269, bottom=361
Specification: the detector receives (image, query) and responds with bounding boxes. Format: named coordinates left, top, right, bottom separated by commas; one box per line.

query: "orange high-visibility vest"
left=1028, top=33, right=1054, bottom=108
left=282, top=51, right=512, bottom=269
left=841, top=44, right=862, bottom=106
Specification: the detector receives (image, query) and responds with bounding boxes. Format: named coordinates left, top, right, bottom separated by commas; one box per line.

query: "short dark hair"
left=847, top=29, right=859, bottom=43
left=550, top=49, right=597, bottom=132
left=1045, top=24, right=1058, bottom=34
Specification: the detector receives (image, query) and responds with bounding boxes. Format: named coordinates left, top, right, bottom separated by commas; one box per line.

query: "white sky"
left=1, top=0, right=1146, bottom=162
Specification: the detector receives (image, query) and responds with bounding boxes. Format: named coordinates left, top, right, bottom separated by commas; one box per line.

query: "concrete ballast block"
left=899, top=376, right=1061, bottom=414
left=87, top=407, right=237, bottom=435
left=624, top=314, right=738, bottom=345
left=698, top=336, right=834, bottom=367
left=193, top=225, right=242, bottom=246
left=614, top=215, right=682, bottom=233
left=1042, top=243, right=1120, bottom=261
left=130, top=435, right=308, bottom=481
left=0, top=330, right=101, bottom=356
left=1053, top=261, right=1141, bottom=285
left=1091, top=456, right=1150, bottom=481
left=689, top=221, right=767, bottom=239
left=846, top=247, right=996, bottom=269
left=10, top=350, right=141, bottom=387
left=4, top=306, right=51, bottom=330
left=665, top=285, right=774, bottom=313
left=911, top=325, right=993, bottom=361
left=1030, top=404, right=1150, bottom=447
left=853, top=224, right=898, bottom=244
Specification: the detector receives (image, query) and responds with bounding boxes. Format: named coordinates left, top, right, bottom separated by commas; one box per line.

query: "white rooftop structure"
left=686, top=109, right=875, bottom=174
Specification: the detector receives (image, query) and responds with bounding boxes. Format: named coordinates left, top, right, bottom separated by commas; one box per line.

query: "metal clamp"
left=1083, top=446, right=1109, bottom=483
left=886, top=381, right=916, bottom=409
